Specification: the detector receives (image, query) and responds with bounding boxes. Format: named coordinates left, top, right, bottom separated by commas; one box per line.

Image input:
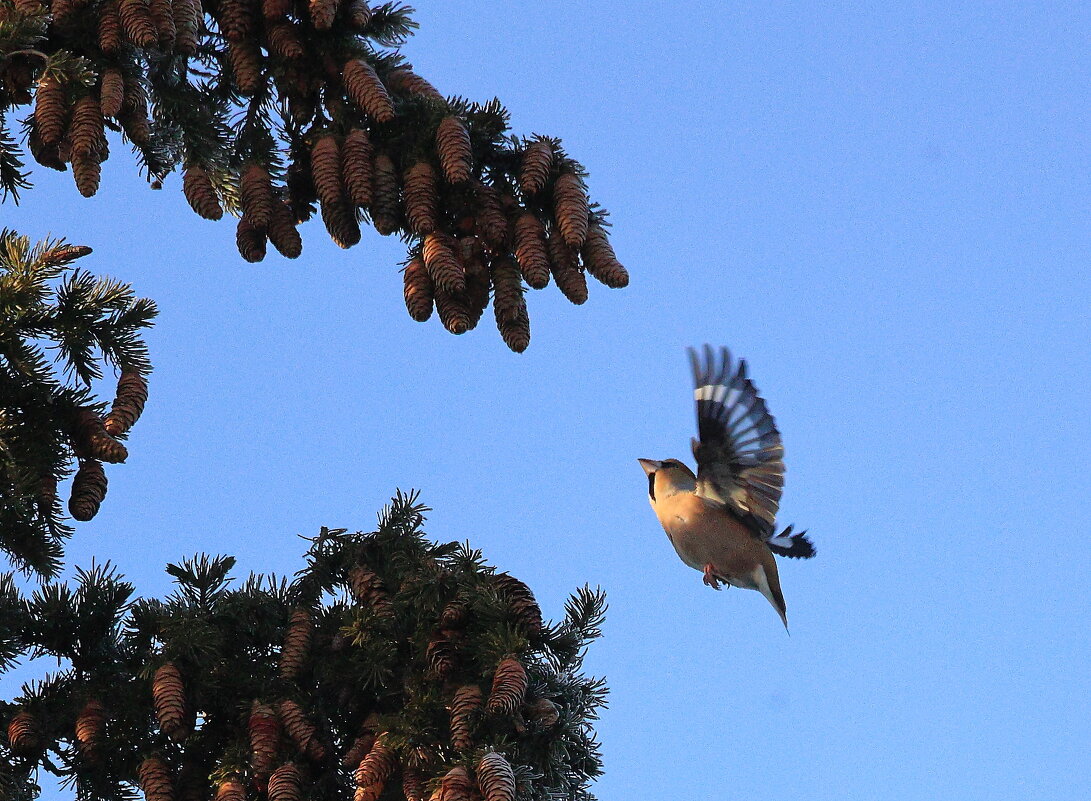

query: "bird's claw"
left=702, top=564, right=722, bottom=590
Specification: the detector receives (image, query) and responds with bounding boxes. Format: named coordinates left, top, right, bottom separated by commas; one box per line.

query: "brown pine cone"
left=268, top=201, right=303, bottom=258
left=402, top=768, right=424, bottom=801
left=346, top=566, right=394, bottom=618
left=449, top=684, right=482, bottom=751
left=435, top=116, right=472, bottom=184
left=153, top=662, right=189, bottom=742
left=138, top=757, right=174, bottom=801
left=422, top=234, right=465, bottom=294
left=214, top=778, right=246, bottom=801
left=72, top=157, right=102, bottom=198
left=342, top=128, right=374, bottom=206
left=341, top=732, right=376, bottom=770
left=267, top=20, right=304, bottom=60
left=70, top=96, right=105, bottom=160
left=279, top=609, right=313, bottom=680
left=38, top=473, right=58, bottom=511
left=173, top=0, right=201, bottom=55
left=69, top=459, right=107, bottom=521
left=236, top=215, right=267, bottom=262
left=493, top=573, right=543, bottom=636
left=118, top=76, right=151, bottom=146
left=74, top=407, right=127, bottom=463
left=7, top=711, right=39, bottom=755
left=75, top=699, right=106, bottom=761
left=183, top=165, right=223, bottom=220
left=426, top=635, right=457, bottom=679
left=119, top=0, right=159, bottom=48
left=310, top=134, right=344, bottom=208
left=268, top=763, right=303, bottom=801
left=344, top=0, right=371, bottom=28
left=240, top=164, right=276, bottom=228
left=460, top=238, right=491, bottom=329
left=27, top=127, right=64, bottom=172
left=148, top=0, right=176, bottom=49
left=228, top=40, right=263, bottom=95
left=34, top=75, right=66, bottom=146
left=435, top=289, right=471, bottom=336
left=218, top=0, right=256, bottom=41
left=553, top=172, right=589, bottom=248
left=489, top=257, right=525, bottom=325
left=320, top=199, right=361, bottom=249
left=547, top=228, right=587, bottom=305
left=441, top=766, right=473, bottom=801
left=370, top=152, right=400, bottom=235
left=497, top=309, right=531, bottom=353
left=287, top=155, right=317, bottom=223
left=519, top=139, right=554, bottom=196
left=278, top=699, right=325, bottom=762
left=581, top=224, right=629, bottom=288
left=39, top=243, right=92, bottom=266
left=486, top=657, right=527, bottom=716
left=250, top=702, right=281, bottom=784
left=476, top=753, right=515, bottom=801
left=440, top=600, right=467, bottom=629
left=308, top=0, right=338, bottom=30
left=100, top=69, right=125, bottom=118
left=354, top=736, right=396, bottom=794
left=343, top=58, right=395, bottom=122
left=98, top=0, right=124, bottom=54
left=402, top=256, right=434, bottom=322
left=471, top=181, right=507, bottom=248
left=403, top=162, right=439, bottom=235
left=525, top=697, right=560, bottom=728
left=262, top=0, right=291, bottom=18
left=386, top=68, right=443, bottom=102
left=512, top=214, right=550, bottom=289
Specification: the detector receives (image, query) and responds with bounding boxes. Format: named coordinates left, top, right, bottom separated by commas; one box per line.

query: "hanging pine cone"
left=449, top=684, right=482, bottom=751
left=228, top=40, right=263, bottom=95
left=73, top=157, right=102, bottom=198
left=512, top=214, right=550, bottom=289
left=268, top=201, right=304, bottom=259
left=580, top=224, right=629, bottom=288
left=435, top=116, right=472, bottom=184
left=310, top=134, right=344, bottom=208
left=119, top=76, right=151, bottom=146
left=346, top=566, right=394, bottom=618
left=73, top=406, right=127, bottom=463
left=69, top=459, right=107, bottom=521
left=341, top=732, right=376, bottom=770
left=422, top=234, right=465, bottom=294
left=439, top=601, right=467, bottom=629
left=119, top=0, right=158, bottom=47
left=320, top=199, right=361, bottom=249
left=553, top=172, right=590, bottom=248
left=547, top=228, right=588, bottom=305
left=182, top=165, right=222, bottom=220
left=153, top=662, right=189, bottom=742
left=148, top=0, right=176, bottom=49
left=525, top=697, right=560, bottom=728
left=100, top=69, right=125, bottom=118
left=214, top=778, right=246, bottom=801
left=70, top=96, right=105, bottom=160
left=472, top=181, right=507, bottom=248
left=342, top=128, right=374, bottom=206
left=493, top=573, right=543, bottom=636
left=218, top=0, right=256, bottom=41
left=268, top=763, right=304, bottom=801
left=460, top=239, right=491, bottom=329
left=441, top=766, right=473, bottom=801
left=402, top=256, right=434, bottom=322
left=278, top=699, right=325, bottom=762
left=138, top=757, right=174, bottom=801
left=497, top=307, right=531, bottom=353
left=386, top=68, right=443, bottom=102
left=370, top=152, right=401, bottom=235
left=279, top=608, right=313, bottom=679
left=434, top=289, right=471, bottom=335
left=354, top=736, right=396, bottom=796
left=490, top=257, right=525, bottom=325
left=240, top=164, right=276, bottom=229
left=402, top=768, right=425, bottom=801
left=308, top=0, right=338, bottom=30
left=173, top=0, right=200, bottom=55
left=486, top=657, right=528, bottom=715
left=34, top=75, right=66, bottom=146
left=99, top=0, right=123, bottom=54
left=426, top=635, right=457, bottom=679
left=104, top=369, right=149, bottom=436
left=236, top=215, right=268, bottom=263
left=403, top=162, right=439, bottom=235
left=38, top=472, right=57, bottom=511
left=519, top=139, right=554, bottom=196
left=75, top=698, right=106, bottom=761
left=250, top=701, right=281, bottom=785
left=7, top=710, right=39, bottom=755
left=476, top=752, right=515, bottom=801
left=344, top=0, right=371, bottom=28
left=343, top=58, right=394, bottom=123
left=267, top=20, right=305, bottom=60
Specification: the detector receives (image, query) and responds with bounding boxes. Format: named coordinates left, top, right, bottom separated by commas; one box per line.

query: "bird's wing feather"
left=688, top=345, right=785, bottom=537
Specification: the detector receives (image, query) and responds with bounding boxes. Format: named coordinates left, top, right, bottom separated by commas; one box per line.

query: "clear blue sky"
left=5, top=2, right=1090, bottom=799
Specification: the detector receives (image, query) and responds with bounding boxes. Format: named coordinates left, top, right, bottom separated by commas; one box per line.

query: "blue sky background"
left=4, top=2, right=1090, bottom=799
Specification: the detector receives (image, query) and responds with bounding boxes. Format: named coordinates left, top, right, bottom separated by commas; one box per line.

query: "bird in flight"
left=639, top=346, right=815, bottom=629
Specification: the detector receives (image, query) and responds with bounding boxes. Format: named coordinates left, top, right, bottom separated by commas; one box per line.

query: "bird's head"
left=637, top=458, right=696, bottom=502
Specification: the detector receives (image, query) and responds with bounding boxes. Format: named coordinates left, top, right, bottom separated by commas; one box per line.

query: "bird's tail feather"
left=767, top=525, right=816, bottom=559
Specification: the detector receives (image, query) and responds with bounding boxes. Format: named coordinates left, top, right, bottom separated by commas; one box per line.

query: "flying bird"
left=639, top=346, right=815, bottom=629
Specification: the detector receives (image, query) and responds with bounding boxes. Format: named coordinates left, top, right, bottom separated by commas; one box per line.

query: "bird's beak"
left=637, top=459, right=662, bottom=475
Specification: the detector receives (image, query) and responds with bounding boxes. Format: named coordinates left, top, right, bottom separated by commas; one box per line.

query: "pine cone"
left=218, top=0, right=256, bottom=41
left=73, top=407, right=127, bottom=462
left=341, top=732, right=376, bottom=770
left=437, top=766, right=471, bottom=801
left=342, top=128, right=374, bottom=206
left=268, top=201, right=303, bottom=258
left=547, top=228, right=587, bottom=305
left=519, top=139, right=554, bottom=196
left=34, top=75, right=66, bottom=146
left=354, top=736, right=396, bottom=795
left=436, top=116, right=472, bottom=184
left=449, top=684, right=482, bottom=751
left=72, top=157, right=102, bottom=198
left=183, top=165, right=223, bottom=220
left=268, top=764, right=303, bottom=801
left=426, top=635, right=457, bottom=679
left=497, top=308, right=531, bottom=353
left=279, top=609, right=313, bottom=679
left=512, top=214, right=550, bottom=289
left=74, top=699, right=106, bottom=761
left=581, top=225, right=629, bottom=288
left=173, top=0, right=200, bottom=55
left=422, top=234, right=465, bottom=294
left=118, top=76, right=151, bottom=145
left=148, top=0, right=176, bottom=49
left=99, top=0, right=124, bottom=54
left=287, top=155, right=317, bottom=222
left=386, top=68, right=443, bottom=102
left=70, top=96, right=105, bottom=160
left=489, top=257, right=524, bottom=325
left=69, top=459, right=107, bottom=521
left=552, top=172, right=589, bottom=248
left=100, top=69, right=125, bottom=118
left=119, top=0, right=159, bottom=48
left=525, top=697, right=560, bottom=728
left=476, top=753, right=515, bottom=801
left=278, top=699, right=325, bottom=761
left=267, top=20, right=305, bottom=60
left=236, top=215, right=267, bottom=262
left=308, top=0, right=338, bottom=30
left=310, top=134, right=344, bottom=208
left=486, top=657, right=527, bottom=715
left=404, top=162, right=439, bottom=235
left=493, top=573, right=543, bottom=636
left=320, top=199, right=361, bottom=248
left=250, top=702, right=281, bottom=785
left=435, top=289, right=471, bottom=336
left=153, top=663, right=189, bottom=742
left=344, top=0, right=371, bottom=28
left=229, top=40, right=263, bottom=95
left=460, top=238, right=491, bottom=329
left=214, top=778, right=246, bottom=801
left=7, top=711, right=39, bottom=755
left=138, top=758, right=174, bottom=801
left=370, top=152, right=401, bottom=235
left=240, top=164, right=276, bottom=228
left=343, top=59, right=394, bottom=122
left=402, top=256, right=434, bottom=322
left=439, top=601, right=467, bottom=629
left=104, top=369, right=149, bottom=436
left=471, top=181, right=507, bottom=248
left=347, top=566, right=394, bottom=617
left=402, top=768, right=425, bottom=801
left=262, top=0, right=291, bottom=18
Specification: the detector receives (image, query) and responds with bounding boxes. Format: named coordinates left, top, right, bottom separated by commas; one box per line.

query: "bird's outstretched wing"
left=688, top=345, right=785, bottom=537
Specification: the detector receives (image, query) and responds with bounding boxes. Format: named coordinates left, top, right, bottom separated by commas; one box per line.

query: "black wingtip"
left=767, top=527, right=816, bottom=559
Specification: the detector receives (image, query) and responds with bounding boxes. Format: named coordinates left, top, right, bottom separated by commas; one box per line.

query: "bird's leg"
left=702, top=563, right=722, bottom=590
